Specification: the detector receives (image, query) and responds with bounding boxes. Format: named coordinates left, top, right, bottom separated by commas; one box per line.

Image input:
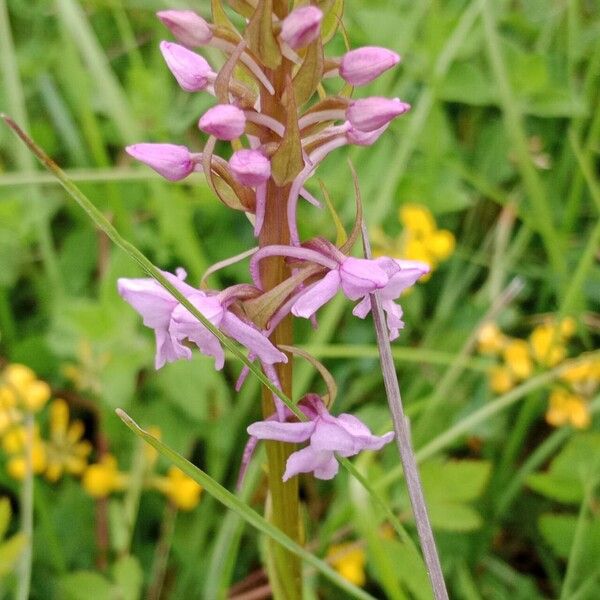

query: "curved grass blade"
left=116, top=409, right=376, bottom=600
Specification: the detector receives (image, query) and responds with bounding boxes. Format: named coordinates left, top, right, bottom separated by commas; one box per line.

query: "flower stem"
left=361, top=221, right=449, bottom=600
left=17, top=414, right=34, bottom=600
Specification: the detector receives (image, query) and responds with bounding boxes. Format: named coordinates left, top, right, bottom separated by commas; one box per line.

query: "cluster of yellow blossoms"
left=477, top=319, right=599, bottom=428
left=372, top=204, right=455, bottom=278
left=0, top=363, right=202, bottom=511
left=0, top=364, right=91, bottom=481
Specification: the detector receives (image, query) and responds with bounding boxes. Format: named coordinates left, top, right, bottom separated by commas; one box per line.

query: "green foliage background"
left=0, top=0, right=599, bottom=598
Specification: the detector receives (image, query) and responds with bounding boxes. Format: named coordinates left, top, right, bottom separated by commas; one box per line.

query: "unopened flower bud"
left=229, top=150, right=271, bottom=186
left=346, top=123, right=389, bottom=146
left=346, top=97, right=410, bottom=132
left=157, top=10, right=213, bottom=47
left=340, top=46, right=400, bottom=86
left=126, top=143, right=195, bottom=181
left=160, top=41, right=213, bottom=92
left=198, top=104, right=246, bottom=140
left=280, top=6, right=323, bottom=50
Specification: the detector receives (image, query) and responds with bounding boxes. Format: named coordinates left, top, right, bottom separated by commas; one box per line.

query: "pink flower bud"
left=160, top=41, right=213, bottom=92
left=198, top=105, right=246, bottom=140
left=346, top=97, right=410, bottom=132
left=126, top=143, right=195, bottom=181
left=280, top=6, right=323, bottom=50
left=157, top=10, right=213, bottom=47
left=340, top=46, right=401, bottom=86
left=229, top=150, right=271, bottom=186
left=346, top=123, right=389, bottom=146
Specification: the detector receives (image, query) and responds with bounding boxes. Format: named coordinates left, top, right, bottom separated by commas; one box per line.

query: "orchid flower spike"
left=118, top=270, right=286, bottom=370
left=125, top=143, right=196, bottom=181
left=160, top=41, right=214, bottom=92
left=199, top=104, right=247, bottom=140
left=247, top=394, right=394, bottom=481
left=339, top=46, right=401, bottom=86
left=280, top=6, right=323, bottom=50
left=157, top=10, right=213, bottom=47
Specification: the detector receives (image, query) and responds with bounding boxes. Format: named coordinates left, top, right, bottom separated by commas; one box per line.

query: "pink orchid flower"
left=247, top=394, right=394, bottom=481
left=118, top=269, right=286, bottom=369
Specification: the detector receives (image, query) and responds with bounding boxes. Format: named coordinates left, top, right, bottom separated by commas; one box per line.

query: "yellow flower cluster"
left=372, top=204, right=455, bottom=279
left=81, top=433, right=203, bottom=511
left=0, top=364, right=91, bottom=481
left=477, top=319, right=598, bottom=429
left=0, top=363, right=202, bottom=510
left=326, top=542, right=366, bottom=587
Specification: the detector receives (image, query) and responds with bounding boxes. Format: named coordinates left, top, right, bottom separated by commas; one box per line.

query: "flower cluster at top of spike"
left=119, top=3, right=428, bottom=482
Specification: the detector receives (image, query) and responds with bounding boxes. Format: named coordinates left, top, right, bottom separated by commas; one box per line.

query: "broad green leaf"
left=427, top=502, right=482, bottom=532
left=0, top=532, right=26, bottom=578
left=526, top=434, right=600, bottom=504
left=293, top=37, right=324, bottom=107
left=60, top=572, right=114, bottom=600
left=112, top=555, right=143, bottom=600
left=318, top=0, right=344, bottom=44
left=420, top=460, right=491, bottom=503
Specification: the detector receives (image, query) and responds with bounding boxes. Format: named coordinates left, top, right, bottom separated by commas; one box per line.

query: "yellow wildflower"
left=82, top=454, right=127, bottom=498
left=529, top=323, right=566, bottom=367
left=327, top=543, right=366, bottom=587
left=371, top=204, right=455, bottom=278
left=154, top=467, right=203, bottom=511
left=503, top=339, right=533, bottom=380
left=546, top=388, right=590, bottom=429
left=44, top=399, right=92, bottom=482
left=2, top=425, right=47, bottom=480
left=0, top=364, right=51, bottom=413
left=477, top=323, right=506, bottom=355
left=489, top=365, right=514, bottom=394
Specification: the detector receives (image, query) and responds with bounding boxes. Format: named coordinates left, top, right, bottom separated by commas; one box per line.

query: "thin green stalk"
left=560, top=483, right=597, bottom=600
left=16, top=414, right=34, bottom=600
left=481, top=0, right=566, bottom=284
left=117, top=410, right=377, bottom=600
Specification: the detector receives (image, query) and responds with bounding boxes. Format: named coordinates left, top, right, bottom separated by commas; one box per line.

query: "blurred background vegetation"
left=0, top=0, right=599, bottom=598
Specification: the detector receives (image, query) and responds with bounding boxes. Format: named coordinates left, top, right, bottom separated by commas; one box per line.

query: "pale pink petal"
left=313, top=454, right=340, bottom=479
left=352, top=296, right=372, bottom=319
left=247, top=420, right=316, bottom=443
left=283, top=446, right=335, bottom=481
left=291, top=270, right=341, bottom=318
left=339, top=257, right=388, bottom=300
left=220, top=312, right=287, bottom=365
left=310, top=420, right=357, bottom=454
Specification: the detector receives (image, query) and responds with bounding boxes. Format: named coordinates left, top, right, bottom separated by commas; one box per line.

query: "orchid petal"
left=339, top=257, right=388, bottom=300
left=291, top=270, right=341, bottom=318
left=283, top=446, right=336, bottom=481
left=247, top=420, right=316, bottom=443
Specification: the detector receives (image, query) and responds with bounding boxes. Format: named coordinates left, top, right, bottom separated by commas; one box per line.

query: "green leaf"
left=293, top=37, right=324, bottom=107
left=245, top=0, right=281, bottom=70
left=0, top=499, right=10, bottom=540
left=427, top=502, right=482, bottom=532
left=112, top=555, right=143, bottom=600
left=526, top=434, right=600, bottom=504
left=420, top=460, right=492, bottom=503
left=318, top=0, right=344, bottom=44
left=320, top=180, right=348, bottom=247
left=0, top=532, right=26, bottom=578
left=116, top=410, right=377, bottom=600
left=60, top=572, right=114, bottom=600
left=271, top=80, right=304, bottom=186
